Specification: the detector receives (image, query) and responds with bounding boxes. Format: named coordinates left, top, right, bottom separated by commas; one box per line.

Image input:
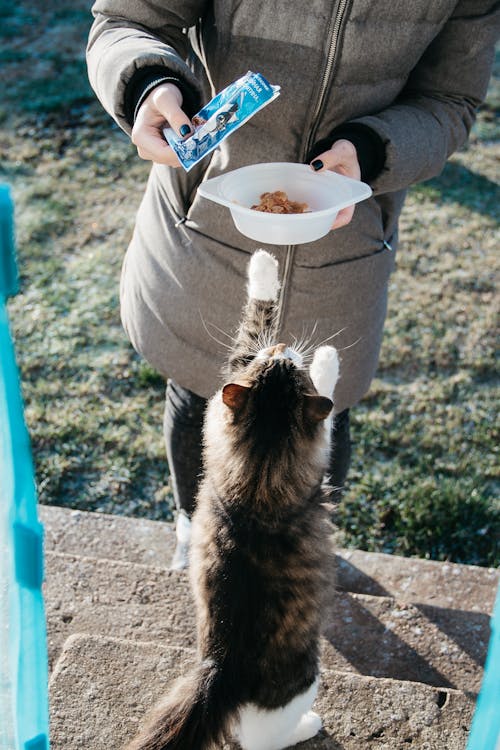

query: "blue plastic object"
left=0, top=184, right=50, bottom=750
left=467, top=585, right=500, bottom=750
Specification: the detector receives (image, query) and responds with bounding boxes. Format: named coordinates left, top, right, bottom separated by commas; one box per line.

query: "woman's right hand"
left=131, top=83, right=192, bottom=166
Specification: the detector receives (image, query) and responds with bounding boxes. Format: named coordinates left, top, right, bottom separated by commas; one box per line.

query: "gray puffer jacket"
left=87, top=0, right=498, bottom=410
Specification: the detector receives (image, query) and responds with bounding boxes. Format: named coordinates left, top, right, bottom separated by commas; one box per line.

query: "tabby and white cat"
left=125, top=249, right=340, bottom=750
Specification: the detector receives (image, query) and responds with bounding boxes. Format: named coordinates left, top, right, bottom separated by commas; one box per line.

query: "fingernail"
left=311, top=159, right=323, bottom=171
left=179, top=124, right=191, bottom=137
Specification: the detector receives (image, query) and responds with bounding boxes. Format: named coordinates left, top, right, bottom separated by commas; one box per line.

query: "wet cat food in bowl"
left=197, top=162, right=372, bottom=245
left=251, top=190, right=309, bottom=214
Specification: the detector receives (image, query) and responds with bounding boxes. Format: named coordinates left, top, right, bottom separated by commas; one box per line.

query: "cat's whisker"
left=297, top=327, right=347, bottom=361
left=305, top=320, right=319, bottom=348
left=311, top=327, right=346, bottom=349
left=255, top=327, right=276, bottom=353
left=295, top=321, right=318, bottom=351
left=199, top=313, right=235, bottom=352
left=203, top=316, right=237, bottom=342
left=290, top=321, right=320, bottom=363
left=337, top=336, right=362, bottom=353
left=291, top=325, right=308, bottom=352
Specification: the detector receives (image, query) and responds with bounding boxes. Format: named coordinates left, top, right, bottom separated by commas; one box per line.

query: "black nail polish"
left=311, top=159, right=323, bottom=171
left=180, top=124, right=191, bottom=137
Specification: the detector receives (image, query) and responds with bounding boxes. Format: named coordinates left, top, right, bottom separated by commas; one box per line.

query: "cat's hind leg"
left=247, top=249, right=280, bottom=302
left=284, top=710, right=323, bottom=745
left=234, top=678, right=320, bottom=750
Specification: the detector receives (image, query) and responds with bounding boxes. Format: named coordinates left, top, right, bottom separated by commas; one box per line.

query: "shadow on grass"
left=412, top=161, right=500, bottom=222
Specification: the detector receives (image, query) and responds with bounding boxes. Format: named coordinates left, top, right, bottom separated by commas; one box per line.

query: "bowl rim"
left=197, top=162, right=372, bottom=220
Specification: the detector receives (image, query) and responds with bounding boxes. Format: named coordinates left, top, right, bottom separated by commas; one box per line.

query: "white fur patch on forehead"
left=247, top=249, right=280, bottom=301
left=273, top=346, right=303, bottom=367
left=255, top=346, right=303, bottom=367
left=309, top=346, right=340, bottom=398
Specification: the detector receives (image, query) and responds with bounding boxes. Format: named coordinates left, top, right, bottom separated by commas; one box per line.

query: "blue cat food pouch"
left=164, top=71, right=280, bottom=171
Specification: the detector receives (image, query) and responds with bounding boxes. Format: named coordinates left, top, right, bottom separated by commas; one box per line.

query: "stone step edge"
left=49, top=631, right=472, bottom=701
left=40, top=503, right=498, bottom=582
left=44, top=548, right=492, bottom=619
left=45, top=548, right=183, bottom=577
left=42, top=510, right=499, bottom=613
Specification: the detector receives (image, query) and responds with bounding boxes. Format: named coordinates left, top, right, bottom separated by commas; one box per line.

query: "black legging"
left=164, top=378, right=351, bottom=517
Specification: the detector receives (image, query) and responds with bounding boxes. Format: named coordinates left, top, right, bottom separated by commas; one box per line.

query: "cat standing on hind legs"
left=124, top=249, right=341, bottom=750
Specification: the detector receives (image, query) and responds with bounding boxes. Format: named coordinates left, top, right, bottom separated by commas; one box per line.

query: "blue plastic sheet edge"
left=0, top=183, right=50, bottom=750
left=466, top=586, right=500, bottom=750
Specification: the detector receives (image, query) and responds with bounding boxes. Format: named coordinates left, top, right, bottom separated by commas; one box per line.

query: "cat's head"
left=203, top=343, right=339, bottom=499
left=221, top=343, right=333, bottom=447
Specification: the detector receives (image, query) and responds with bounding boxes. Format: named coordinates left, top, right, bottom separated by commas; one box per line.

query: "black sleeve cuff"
left=307, top=122, right=386, bottom=183
left=123, top=65, right=202, bottom=126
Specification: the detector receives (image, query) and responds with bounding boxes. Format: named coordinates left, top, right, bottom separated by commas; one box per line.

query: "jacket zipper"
left=304, top=0, right=350, bottom=160
left=276, top=0, right=350, bottom=336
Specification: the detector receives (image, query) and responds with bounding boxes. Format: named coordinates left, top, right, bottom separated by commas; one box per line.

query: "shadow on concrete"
left=227, top=731, right=343, bottom=749
left=302, top=730, right=344, bottom=749
left=335, top=555, right=390, bottom=598
left=416, top=603, right=490, bottom=667
left=322, top=593, right=454, bottom=689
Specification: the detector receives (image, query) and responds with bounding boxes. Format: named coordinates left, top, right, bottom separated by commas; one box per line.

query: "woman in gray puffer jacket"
left=87, top=0, right=499, bottom=567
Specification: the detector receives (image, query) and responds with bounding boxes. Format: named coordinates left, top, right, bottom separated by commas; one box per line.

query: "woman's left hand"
left=310, top=139, right=361, bottom=230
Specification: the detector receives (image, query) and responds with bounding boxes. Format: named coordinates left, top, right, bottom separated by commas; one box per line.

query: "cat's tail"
left=123, top=658, right=238, bottom=750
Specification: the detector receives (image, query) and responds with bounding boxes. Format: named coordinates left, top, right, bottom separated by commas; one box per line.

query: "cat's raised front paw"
left=310, top=345, right=340, bottom=398
left=247, top=249, right=280, bottom=302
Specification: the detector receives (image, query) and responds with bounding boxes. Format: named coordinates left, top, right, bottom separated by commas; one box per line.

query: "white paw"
left=175, top=510, right=192, bottom=544
left=287, top=711, right=323, bottom=744
left=247, top=249, right=280, bottom=301
left=310, top=345, right=340, bottom=398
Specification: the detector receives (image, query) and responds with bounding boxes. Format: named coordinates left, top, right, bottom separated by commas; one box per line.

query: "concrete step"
left=45, top=550, right=490, bottom=692
left=40, top=504, right=498, bottom=612
left=45, top=551, right=196, bottom=671
left=40, top=504, right=176, bottom=568
left=49, top=633, right=474, bottom=750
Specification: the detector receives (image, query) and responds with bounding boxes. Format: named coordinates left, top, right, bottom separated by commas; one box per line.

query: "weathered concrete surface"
left=45, top=551, right=489, bottom=691
left=49, top=634, right=474, bottom=750
left=40, top=504, right=498, bottom=613
left=44, top=551, right=195, bottom=670
left=40, top=504, right=175, bottom=568
left=336, top=548, right=498, bottom=613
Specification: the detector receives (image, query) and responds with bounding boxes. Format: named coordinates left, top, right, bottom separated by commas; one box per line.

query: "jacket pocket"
left=294, top=196, right=389, bottom=269
left=296, top=239, right=394, bottom=270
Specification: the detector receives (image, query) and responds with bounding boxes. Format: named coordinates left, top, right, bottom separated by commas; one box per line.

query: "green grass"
left=1, top=4, right=498, bottom=565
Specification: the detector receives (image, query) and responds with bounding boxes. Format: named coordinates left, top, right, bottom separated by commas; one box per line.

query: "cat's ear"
left=304, top=394, right=333, bottom=422
left=222, top=383, right=250, bottom=411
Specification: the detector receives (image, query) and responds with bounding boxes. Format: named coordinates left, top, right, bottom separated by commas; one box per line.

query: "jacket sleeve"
left=86, top=0, right=208, bottom=134
left=351, top=0, right=500, bottom=196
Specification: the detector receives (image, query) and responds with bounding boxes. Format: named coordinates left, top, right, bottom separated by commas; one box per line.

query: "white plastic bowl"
left=197, top=162, right=372, bottom=245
